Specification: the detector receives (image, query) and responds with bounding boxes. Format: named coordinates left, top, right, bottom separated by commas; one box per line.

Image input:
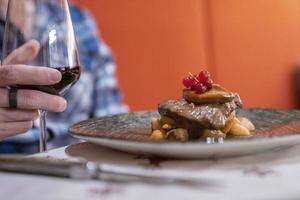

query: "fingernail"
left=48, top=70, right=61, bottom=83
left=59, top=99, right=67, bottom=112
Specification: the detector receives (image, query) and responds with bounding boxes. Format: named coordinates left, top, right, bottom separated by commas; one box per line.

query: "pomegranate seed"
left=183, top=70, right=213, bottom=92
left=198, top=70, right=213, bottom=89
left=197, top=70, right=211, bottom=83
left=182, top=76, right=194, bottom=88
left=192, top=81, right=207, bottom=93
left=191, top=75, right=200, bottom=85
left=203, top=78, right=213, bottom=89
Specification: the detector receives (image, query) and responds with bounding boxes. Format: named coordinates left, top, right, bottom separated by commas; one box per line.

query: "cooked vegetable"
left=238, top=117, right=255, bottom=132
left=150, top=130, right=165, bottom=140
left=166, top=128, right=189, bottom=142
left=202, top=129, right=226, bottom=138
left=229, top=123, right=250, bottom=136
left=222, top=117, right=240, bottom=134
left=151, top=117, right=162, bottom=131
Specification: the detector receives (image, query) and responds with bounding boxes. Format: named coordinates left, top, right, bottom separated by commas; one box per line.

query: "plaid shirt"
left=1, top=2, right=128, bottom=144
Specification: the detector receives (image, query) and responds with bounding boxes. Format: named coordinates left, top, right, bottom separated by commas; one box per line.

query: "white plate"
left=72, top=134, right=300, bottom=159
left=70, top=109, right=300, bottom=159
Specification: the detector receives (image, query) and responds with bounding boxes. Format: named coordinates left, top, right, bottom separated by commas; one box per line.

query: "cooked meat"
left=182, top=86, right=235, bottom=104
left=158, top=98, right=240, bottom=130
left=233, top=93, right=243, bottom=108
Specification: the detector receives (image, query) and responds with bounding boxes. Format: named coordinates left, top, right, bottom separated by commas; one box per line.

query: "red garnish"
left=197, top=70, right=210, bottom=82
left=203, top=78, right=213, bottom=89
left=182, top=76, right=194, bottom=88
left=192, top=81, right=207, bottom=93
left=198, top=70, right=213, bottom=89
left=182, top=70, right=214, bottom=93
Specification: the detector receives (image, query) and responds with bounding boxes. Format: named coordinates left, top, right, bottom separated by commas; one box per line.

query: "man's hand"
left=0, top=40, right=67, bottom=139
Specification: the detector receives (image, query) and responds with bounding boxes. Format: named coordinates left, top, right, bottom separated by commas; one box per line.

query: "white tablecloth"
left=1, top=142, right=300, bottom=200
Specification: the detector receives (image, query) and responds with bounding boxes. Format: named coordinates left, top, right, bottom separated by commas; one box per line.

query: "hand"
left=0, top=40, right=67, bottom=139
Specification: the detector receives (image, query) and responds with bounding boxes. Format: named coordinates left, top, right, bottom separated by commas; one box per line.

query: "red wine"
left=19, top=66, right=81, bottom=96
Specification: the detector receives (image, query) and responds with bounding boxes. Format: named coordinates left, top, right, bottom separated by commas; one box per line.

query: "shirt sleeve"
left=2, top=127, right=40, bottom=143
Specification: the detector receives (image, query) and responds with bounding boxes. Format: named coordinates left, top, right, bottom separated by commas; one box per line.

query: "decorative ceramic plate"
left=69, top=109, right=300, bottom=159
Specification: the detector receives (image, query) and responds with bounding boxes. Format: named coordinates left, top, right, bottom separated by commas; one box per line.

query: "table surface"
left=1, top=142, right=300, bottom=200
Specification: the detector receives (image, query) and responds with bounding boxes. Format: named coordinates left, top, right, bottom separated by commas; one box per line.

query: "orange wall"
left=74, top=0, right=300, bottom=111
left=209, top=0, right=300, bottom=108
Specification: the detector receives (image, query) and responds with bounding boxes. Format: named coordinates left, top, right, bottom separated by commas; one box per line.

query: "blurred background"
left=74, top=0, right=300, bottom=111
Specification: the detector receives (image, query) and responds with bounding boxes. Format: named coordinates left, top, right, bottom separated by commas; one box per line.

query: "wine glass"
left=2, top=0, right=81, bottom=152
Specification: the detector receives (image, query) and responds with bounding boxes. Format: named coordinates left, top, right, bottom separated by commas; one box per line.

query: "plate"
left=69, top=109, right=300, bottom=159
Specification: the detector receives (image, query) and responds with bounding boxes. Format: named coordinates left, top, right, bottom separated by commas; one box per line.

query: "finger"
left=3, top=40, right=40, bottom=65
left=0, top=108, right=39, bottom=122
left=0, top=65, right=62, bottom=87
left=0, top=88, right=67, bottom=112
left=0, top=121, right=33, bottom=140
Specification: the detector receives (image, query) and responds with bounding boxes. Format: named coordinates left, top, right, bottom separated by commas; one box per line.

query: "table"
left=1, top=142, right=300, bottom=200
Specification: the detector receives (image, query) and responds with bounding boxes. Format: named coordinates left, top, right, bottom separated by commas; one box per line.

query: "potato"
left=150, top=130, right=165, bottom=140
left=166, top=128, right=189, bottom=142
left=238, top=117, right=255, bottom=132
left=202, top=129, right=226, bottom=138
left=151, top=117, right=162, bottom=131
left=229, top=123, right=250, bottom=136
left=162, top=123, right=174, bottom=130
left=222, top=117, right=240, bottom=134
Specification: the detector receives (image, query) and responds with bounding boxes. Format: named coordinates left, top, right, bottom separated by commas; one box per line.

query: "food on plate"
left=150, top=70, right=255, bottom=141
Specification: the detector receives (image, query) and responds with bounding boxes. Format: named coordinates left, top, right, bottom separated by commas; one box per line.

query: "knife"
left=0, top=155, right=210, bottom=186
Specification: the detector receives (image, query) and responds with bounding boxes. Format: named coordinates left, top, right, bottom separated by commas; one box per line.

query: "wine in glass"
left=2, top=0, right=81, bottom=152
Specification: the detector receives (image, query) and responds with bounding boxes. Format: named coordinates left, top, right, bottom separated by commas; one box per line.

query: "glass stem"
left=39, top=110, right=47, bottom=152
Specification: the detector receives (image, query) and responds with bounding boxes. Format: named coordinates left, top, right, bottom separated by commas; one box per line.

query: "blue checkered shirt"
left=1, top=2, right=128, bottom=144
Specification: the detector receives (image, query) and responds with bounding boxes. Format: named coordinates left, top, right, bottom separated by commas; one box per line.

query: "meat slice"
left=158, top=99, right=239, bottom=130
